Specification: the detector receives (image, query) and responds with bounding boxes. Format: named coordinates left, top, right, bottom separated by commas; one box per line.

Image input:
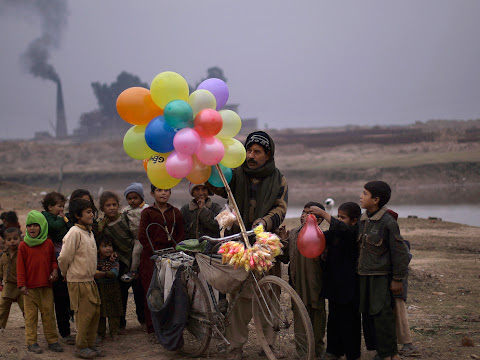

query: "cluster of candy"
left=217, top=225, right=283, bottom=272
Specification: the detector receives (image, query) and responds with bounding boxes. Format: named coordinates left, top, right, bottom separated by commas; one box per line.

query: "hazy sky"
left=1, top=0, right=479, bottom=139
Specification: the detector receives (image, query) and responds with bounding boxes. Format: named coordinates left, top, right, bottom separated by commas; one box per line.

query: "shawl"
left=24, top=210, right=48, bottom=247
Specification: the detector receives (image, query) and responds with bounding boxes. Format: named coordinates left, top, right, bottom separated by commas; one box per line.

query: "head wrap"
left=24, top=210, right=48, bottom=247
left=245, top=131, right=272, bottom=153
left=124, top=182, right=145, bottom=200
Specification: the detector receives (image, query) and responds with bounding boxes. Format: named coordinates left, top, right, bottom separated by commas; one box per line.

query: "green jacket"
left=180, top=198, right=222, bottom=240
left=42, top=211, right=69, bottom=244
left=357, top=206, right=409, bottom=280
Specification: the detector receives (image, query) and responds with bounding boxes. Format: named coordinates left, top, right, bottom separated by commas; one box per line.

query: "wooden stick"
left=215, top=164, right=251, bottom=248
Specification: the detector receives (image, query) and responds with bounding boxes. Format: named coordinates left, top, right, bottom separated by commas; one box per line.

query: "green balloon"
left=164, top=100, right=193, bottom=129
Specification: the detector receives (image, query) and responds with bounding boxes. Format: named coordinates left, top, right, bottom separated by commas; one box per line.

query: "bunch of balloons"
left=117, top=71, right=246, bottom=189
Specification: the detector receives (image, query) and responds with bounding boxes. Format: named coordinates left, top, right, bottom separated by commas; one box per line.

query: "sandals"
left=74, top=348, right=97, bottom=359
left=121, top=271, right=138, bottom=283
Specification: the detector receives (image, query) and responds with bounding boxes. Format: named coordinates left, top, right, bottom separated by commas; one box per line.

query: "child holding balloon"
left=309, top=202, right=362, bottom=360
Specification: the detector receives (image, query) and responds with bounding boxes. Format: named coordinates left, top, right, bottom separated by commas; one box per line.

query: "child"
left=41, top=191, right=75, bottom=345
left=0, top=211, right=21, bottom=239
left=95, top=234, right=123, bottom=341
left=0, top=227, right=24, bottom=331
left=138, top=185, right=184, bottom=335
left=97, top=191, right=145, bottom=334
left=358, top=181, right=410, bottom=360
left=121, top=182, right=149, bottom=282
left=66, top=189, right=99, bottom=233
left=310, top=202, right=362, bottom=360
left=17, top=210, right=63, bottom=354
left=279, top=201, right=327, bottom=358
left=58, top=198, right=104, bottom=359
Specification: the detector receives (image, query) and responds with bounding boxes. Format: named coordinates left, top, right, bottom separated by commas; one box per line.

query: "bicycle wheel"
left=178, top=271, right=213, bottom=357
left=252, top=275, right=315, bottom=360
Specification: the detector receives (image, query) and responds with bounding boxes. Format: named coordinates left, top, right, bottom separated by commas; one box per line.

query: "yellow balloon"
left=150, top=71, right=189, bottom=109
left=217, top=110, right=242, bottom=139
left=187, top=89, right=216, bottom=117
left=147, top=153, right=182, bottom=189
left=123, top=125, right=157, bottom=160
left=220, top=138, right=246, bottom=168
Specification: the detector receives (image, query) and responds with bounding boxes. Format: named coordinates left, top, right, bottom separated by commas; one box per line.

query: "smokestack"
left=56, top=80, right=67, bottom=138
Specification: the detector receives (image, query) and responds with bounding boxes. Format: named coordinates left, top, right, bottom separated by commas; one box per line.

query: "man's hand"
left=49, top=269, right=59, bottom=282
left=20, top=286, right=28, bottom=295
left=196, top=196, right=206, bottom=209
left=277, top=225, right=289, bottom=241
left=252, top=218, right=266, bottom=229
left=390, top=280, right=403, bottom=295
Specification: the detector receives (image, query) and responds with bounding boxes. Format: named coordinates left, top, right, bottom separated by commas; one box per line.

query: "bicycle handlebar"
left=199, top=230, right=255, bottom=244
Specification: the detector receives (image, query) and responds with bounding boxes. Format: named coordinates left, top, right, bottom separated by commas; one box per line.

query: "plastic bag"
left=215, top=204, right=238, bottom=230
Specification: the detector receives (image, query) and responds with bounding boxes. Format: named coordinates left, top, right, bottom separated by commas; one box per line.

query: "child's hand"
left=390, top=280, right=403, bottom=295
left=277, top=226, right=288, bottom=241
left=109, top=252, right=117, bottom=263
left=20, top=286, right=28, bottom=295
left=49, top=269, right=59, bottom=282
left=94, top=270, right=104, bottom=279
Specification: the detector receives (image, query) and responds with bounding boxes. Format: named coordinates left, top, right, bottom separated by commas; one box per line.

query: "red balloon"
left=194, top=109, right=223, bottom=137
left=297, top=214, right=325, bottom=258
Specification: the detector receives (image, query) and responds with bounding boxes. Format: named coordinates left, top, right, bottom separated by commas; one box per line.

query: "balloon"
left=194, top=109, right=223, bottom=137
left=187, top=89, right=216, bottom=117
left=220, top=138, right=246, bottom=168
left=297, top=215, right=326, bottom=258
left=173, top=128, right=201, bottom=156
left=145, top=116, right=177, bottom=153
left=195, top=136, right=225, bottom=166
left=142, top=158, right=149, bottom=172
left=116, top=87, right=164, bottom=125
left=208, top=164, right=233, bottom=187
left=163, top=100, right=193, bottom=129
left=217, top=110, right=242, bottom=139
left=123, top=125, right=157, bottom=160
left=165, top=151, right=193, bottom=179
left=186, top=155, right=212, bottom=184
left=197, top=78, right=229, bottom=110
left=150, top=71, right=189, bottom=109
left=147, top=153, right=182, bottom=189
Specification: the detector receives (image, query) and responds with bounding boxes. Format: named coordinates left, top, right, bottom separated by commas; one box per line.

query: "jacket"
left=180, top=198, right=222, bottom=240
left=357, top=206, right=409, bottom=280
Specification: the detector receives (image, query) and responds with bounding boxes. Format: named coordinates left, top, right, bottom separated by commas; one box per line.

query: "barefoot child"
left=0, top=227, right=24, bottom=331
left=58, top=199, right=104, bottom=359
left=95, top=234, right=123, bottom=341
left=17, top=210, right=64, bottom=354
left=120, top=182, right=149, bottom=282
left=41, top=191, right=75, bottom=345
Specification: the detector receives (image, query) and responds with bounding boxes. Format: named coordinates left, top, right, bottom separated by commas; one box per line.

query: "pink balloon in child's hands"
left=297, top=214, right=326, bottom=258
left=173, top=128, right=201, bottom=156
left=165, top=151, right=193, bottom=178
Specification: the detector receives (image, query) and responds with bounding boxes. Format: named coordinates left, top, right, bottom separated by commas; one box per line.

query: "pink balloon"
left=165, top=151, right=193, bottom=178
left=195, top=137, right=225, bottom=166
left=173, top=128, right=201, bottom=155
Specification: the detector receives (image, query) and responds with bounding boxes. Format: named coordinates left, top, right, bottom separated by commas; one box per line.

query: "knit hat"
left=124, top=182, right=145, bottom=200
left=189, top=183, right=213, bottom=196
left=245, top=131, right=271, bottom=152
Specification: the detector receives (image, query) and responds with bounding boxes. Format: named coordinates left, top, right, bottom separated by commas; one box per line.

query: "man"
left=207, top=131, right=288, bottom=360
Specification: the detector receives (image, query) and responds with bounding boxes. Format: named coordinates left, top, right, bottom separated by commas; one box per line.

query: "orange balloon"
left=142, top=158, right=148, bottom=172
left=186, top=155, right=212, bottom=184
left=117, top=87, right=164, bottom=125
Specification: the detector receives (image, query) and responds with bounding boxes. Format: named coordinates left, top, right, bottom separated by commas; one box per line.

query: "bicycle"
left=149, top=230, right=315, bottom=360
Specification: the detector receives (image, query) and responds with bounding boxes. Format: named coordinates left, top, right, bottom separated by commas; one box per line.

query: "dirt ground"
left=1, top=185, right=480, bottom=359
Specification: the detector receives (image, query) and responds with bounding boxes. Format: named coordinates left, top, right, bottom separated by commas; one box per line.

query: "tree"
left=190, top=66, right=227, bottom=92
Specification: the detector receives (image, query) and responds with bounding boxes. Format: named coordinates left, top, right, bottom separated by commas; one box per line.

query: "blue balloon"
left=208, top=164, right=233, bottom=187
left=144, top=116, right=176, bottom=153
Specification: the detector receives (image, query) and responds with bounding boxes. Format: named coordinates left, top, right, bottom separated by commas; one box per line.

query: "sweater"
left=17, top=239, right=58, bottom=289
left=42, top=211, right=69, bottom=245
left=180, top=198, right=222, bottom=239
left=122, top=203, right=149, bottom=241
left=58, top=225, right=97, bottom=282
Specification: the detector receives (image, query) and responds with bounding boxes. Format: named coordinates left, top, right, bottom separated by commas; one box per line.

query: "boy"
left=138, top=185, right=184, bottom=336
left=358, top=181, right=409, bottom=360
left=41, top=191, right=75, bottom=345
left=58, top=198, right=104, bottom=359
left=17, top=210, right=64, bottom=354
left=0, top=227, right=24, bottom=331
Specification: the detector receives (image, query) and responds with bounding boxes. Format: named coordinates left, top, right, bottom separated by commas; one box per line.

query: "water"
left=286, top=204, right=480, bottom=227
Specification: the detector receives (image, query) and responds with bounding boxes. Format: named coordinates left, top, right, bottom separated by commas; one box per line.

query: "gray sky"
left=1, top=0, right=479, bottom=139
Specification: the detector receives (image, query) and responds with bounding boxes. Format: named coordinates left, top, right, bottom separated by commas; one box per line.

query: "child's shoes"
left=62, top=334, right=76, bottom=345
left=27, top=343, right=43, bottom=354
left=74, top=347, right=96, bottom=359
left=120, top=271, right=138, bottom=282
left=48, top=342, right=64, bottom=352
left=111, top=334, right=119, bottom=341
left=90, top=346, right=106, bottom=357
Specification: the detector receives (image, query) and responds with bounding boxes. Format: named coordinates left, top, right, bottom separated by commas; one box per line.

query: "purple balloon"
left=197, top=78, right=229, bottom=110
left=173, top=128, right=201, bottom=156
left=195, top=136, right=225, bottom=166
left=165, top=151, right=193, bottom=179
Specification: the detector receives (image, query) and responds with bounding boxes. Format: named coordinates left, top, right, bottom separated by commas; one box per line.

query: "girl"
left=58, top=199, right=104, bottom=359
left=97, top=191, right=145, bottom=334
left=310, top=202, right=362, bottom=360
left=95, top=234, right=123, bottom=341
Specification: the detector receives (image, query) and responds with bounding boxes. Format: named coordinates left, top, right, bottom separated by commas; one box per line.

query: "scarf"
left=98, top=213, right=121, bottom=233
left=233, top=133, right=283, bottom=228
left=24, top=210, right=48, bottom=247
